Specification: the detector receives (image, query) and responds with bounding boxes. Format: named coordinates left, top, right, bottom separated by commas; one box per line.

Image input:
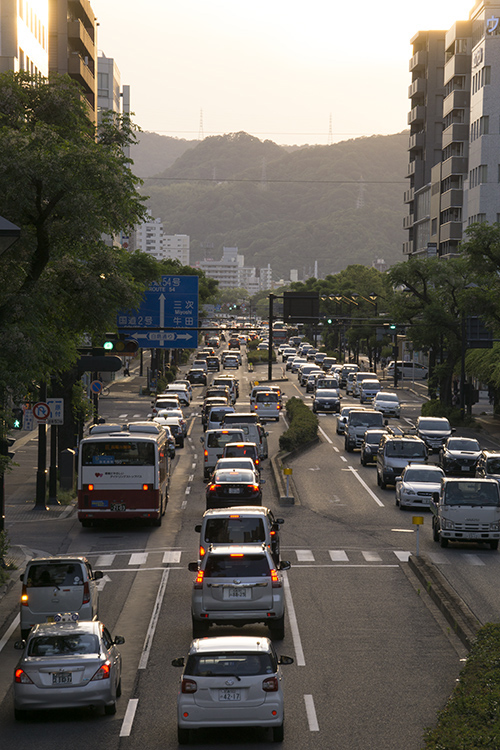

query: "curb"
left=270, top=438, right=320, bottom=506
left=408, top=554, right=481, bottom=651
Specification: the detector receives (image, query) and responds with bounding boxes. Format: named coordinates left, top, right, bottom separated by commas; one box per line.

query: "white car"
left=172, top=636, right=293, bottom=745
left=395, top=464, right=445, bottom=509
left=373, top=391, right=401, bottom=418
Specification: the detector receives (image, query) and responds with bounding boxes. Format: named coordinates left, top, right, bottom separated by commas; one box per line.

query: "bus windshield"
left=81, top=441, right=156, bottom=466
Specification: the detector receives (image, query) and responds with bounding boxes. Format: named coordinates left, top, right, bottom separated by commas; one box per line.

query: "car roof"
left=189, top=635, right=273, bottom=654
left=29, top=620, right=100, bottom=638
left=404, top=463, right=444, bottom=472
left=26, top=555, right=89, bottom=565
left=202, top=506, right=271, bottom=518
left=205, top=544, right=268, bottom=555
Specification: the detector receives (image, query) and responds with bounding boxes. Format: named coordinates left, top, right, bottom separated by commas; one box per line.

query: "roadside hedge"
left=279, top=396, right=318, bottom=452
left=424, top=623, right=500, bottom=748
left=247, top=349, right=276, bottom=364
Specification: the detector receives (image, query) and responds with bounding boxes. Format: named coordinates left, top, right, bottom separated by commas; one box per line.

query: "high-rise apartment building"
left=405, top=1, right=500, bottom=258
left=0, top=0, right=49, bottom=76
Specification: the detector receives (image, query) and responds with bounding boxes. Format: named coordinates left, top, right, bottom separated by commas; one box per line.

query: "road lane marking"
left=329, top=550, right=349, bottom=562
left=129, top=553, right=148, bottom=565
left=120, top=698, right=139, bottom=737
left=296, top=549, right=315, bottom=562
left=464, top=554, right=486, bottom=566
left=393, top=551, right=411, bottom=561
left=362, top=551, right=382, bottom=562
left=340, top=455, right=348, bottom=463
left=96, top=554, right=115, bottom=567
left=162, top=551, right=182, bottom=564
left=139, top=568, right=170, bottom=669
left=283, top=572, right=305, bottom=666
left=304, top=694, right=319, bottom=731
left=181, top=500, right=188, bottom=509
left=0, top=613, right=20, bottom=654
left=347, top=465, right=384, bottom=507
left=185, top=486, right=191, bottom=494
left=318, top=426, right=332, bottom=444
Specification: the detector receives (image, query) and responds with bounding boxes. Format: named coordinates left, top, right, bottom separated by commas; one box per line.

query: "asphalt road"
left=0, top=355, right=482, bottom=749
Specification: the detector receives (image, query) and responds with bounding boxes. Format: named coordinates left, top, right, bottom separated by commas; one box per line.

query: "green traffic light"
left=327, top=318, right=333, bottom=324
left=103, top=341, right=114, bottom=350
left=389, top=323, right=397, bottom=330
left=13, top=418, right=21, bottom=429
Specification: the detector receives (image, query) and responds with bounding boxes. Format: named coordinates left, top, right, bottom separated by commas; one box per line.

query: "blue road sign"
left=117, top=275, right=199, bottom=349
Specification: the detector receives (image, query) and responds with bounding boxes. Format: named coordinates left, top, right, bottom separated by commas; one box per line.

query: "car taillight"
left=21, top=585, right=28, bottom=606
left=199, top=546, right=206, bottom=558
left=143, top=484, right=152, bottom=491
left=270, top=529, right=276, bottom=537
left=204, top=450, right=208, bottom=460
left=270, top=569, right=281, bottom=588
left=194, top=570, right=204, bottom=589
left=82, top=580, right=90, bottom=604
left=208, top=484, right=220, bottom=492
left=91, top=662, right=111, bottom=681
left=181, top=678, right=197, bottom=693
left=15, top=669, right=33, bottom=684
left=87, top=484, right=94, bottom=491
left=248, top=485, right=260, bottom=492
left=262, top=676, right=279, bottom=692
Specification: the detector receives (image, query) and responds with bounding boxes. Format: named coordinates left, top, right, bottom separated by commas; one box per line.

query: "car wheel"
left=395, top=495, right=400, bottom=507
left=490, top=540, right=499, bottom=550
left=104, top=701, right=117, bottom=716
left=360, top=456, right=366, bottom=466
left=345, top=441, right=352, bottom=453
left=192, top=618, right=208, bottom=638
left=432, top=519, right=439, bottom=542
left=178, top=438, right=184, bottom=448
left=269, top=616, right=285, bottom=641
left=14, top=709, right=28, bottom=721
left=272, top=723, right=284, bottom=743
left=439, top=534, right=449, bottom=548
left=152, top=514, right=162, bottom=527
left=379, top=475, right=386, bottom=490
left=178, top=727, right=190, bottom=745
left=81, top=519, right=92, bottom=528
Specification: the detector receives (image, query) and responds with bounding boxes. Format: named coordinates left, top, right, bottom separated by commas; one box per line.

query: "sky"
left=91, top=0, right=475, bottom=146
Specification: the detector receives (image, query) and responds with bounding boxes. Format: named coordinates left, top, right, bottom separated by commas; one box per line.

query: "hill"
left=136, top=131, right=409, bottom=279
left=130, top=131, right=199, bottom=179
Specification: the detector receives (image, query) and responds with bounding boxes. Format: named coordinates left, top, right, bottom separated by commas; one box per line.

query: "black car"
left=205, top=468, right=263, bottom=509
left=360, top=428, right=388, bottom=466
left=439, top=437, right=481, bottom=476
left=312, top=388, right=341, bottom=414
left=186, top=368, right=207, bottom=386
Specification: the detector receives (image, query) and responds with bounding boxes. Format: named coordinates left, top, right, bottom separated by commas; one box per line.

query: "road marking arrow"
left=96, top=574, right=112, bottom=591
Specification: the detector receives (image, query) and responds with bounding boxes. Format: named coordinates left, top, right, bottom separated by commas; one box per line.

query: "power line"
left=145, top=176, right=407, bottom=184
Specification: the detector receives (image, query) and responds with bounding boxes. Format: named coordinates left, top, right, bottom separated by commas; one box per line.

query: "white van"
left=253, top=390, right=281, bottom=421
left=386, top=361, right=428, bottom=380
left=200, top=428, right=245, bottom=479
left=353, top=372, right=377, bottom=398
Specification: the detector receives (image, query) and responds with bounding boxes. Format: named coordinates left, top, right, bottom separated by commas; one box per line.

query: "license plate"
left=111, top=503, right=126, bottom=512
left=461, top=466, right=470, bottom=471
left=219, top=689, right=241, bottom=701
left=466, top=532, right=479, bottom=539
left=224, top=587, right=250, bottom=600
left=228, top=487, right=241, bottom=494
left=52, top=672, right=72, bottom=685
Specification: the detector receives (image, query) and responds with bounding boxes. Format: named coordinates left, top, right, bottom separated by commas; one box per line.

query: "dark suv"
left=376, top=433, right=427, bottom=489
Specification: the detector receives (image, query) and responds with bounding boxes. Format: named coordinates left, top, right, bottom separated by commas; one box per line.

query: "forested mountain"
left=132, top=131, right=409, bottom=279
left=130, top=131, right=199, bottom=178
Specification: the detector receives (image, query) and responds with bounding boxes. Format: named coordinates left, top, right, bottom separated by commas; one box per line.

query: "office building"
left=0, top=0, right=49, bottom=76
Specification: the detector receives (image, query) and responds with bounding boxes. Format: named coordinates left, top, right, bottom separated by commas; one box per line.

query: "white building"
left=198, top=247, right=273, bottom=292
left=129, top=211, right=190, bottom=264
left=0, top=0, right=49, bottom=76
left=163, top=234, right=190, bottom=265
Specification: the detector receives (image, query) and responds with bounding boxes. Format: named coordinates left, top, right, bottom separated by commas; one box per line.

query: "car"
left=395, top=464, right=445, bottom=509
left=213, top=457, right=258, bottom=475
left=321, top=356, right=337, bottom=372
left=206, top=356, right=220, bottom=372
left=253, top=390, right=281, bottom=421
left=163, top=385, right=191, bottom=406
left=154, top=415, right=185, bottom=447
left=340, top=364, right=359, bottom=388
left=213, top=375, right=239, bottom=399
left=222, top=441, right=261, bottom=472
left=372, top=391, right=401, bottom=418
left=312, top=388, right=341, bottom=414
left=192, top=359, right=208, bottom=372
left=223, top=356, right=240, bottom=369
left=206, top=406, right=236, bottom=432
left=151, top=396, right=181, bottom=416
left=376, top=433, right=428, bottom=489
left=205, top=468, right=264, bottom=509
left=336, top=406, right=360, bottom=435
left=476, top=450, right=500, bottom=482
left=358, top=379, right=382, bottom=404
left=416, top=416, right=454, bottom=452
left=289, top=357, right=307, bottom=373
left=173, top=380, right=193, bottom=398
left=315, top=376, right=340, bottom=392
left=188, top=545, right=291, bottom=639
left=186, top=368, right=207, bottom=386
left=439, top=437, right=482, bottom=476
left=19, top=557, right=103, bottom=640
left=172, top=635, right=293, bottom=745
left=360, top=428, right=389, bottom=465
left=298, top=364, right=322, bottom=386
left=200, top=429, right=246, bottom=479
left=201, top=398, right=230, bottom=429
left=387, top=360, right=428, bottom=380
left=195, top=506, right=284, bottom=563
left=204, top=385, right=232, bottom=403
left=305, top=371, right=323, bottom=393
left=13, top=616, right=124, bottom=719
left=157, top=408, right=187, bottom=436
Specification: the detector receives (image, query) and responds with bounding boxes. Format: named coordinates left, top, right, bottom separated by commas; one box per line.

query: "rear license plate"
left=52, top=672, right=72, bottom=684
left=224, top=587, right=250, bottom=600
left=461, top=466, right=470, bottom=471
left=228, top=488, right=241, bottom=494
left=219, top=689, right=241, bottom=701
left=111, top=503, right=126, bottom=512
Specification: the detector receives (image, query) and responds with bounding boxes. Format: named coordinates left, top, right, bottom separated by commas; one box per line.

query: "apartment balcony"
left=404, top=187, right=415, bottom=204
left=403, top=214, right=414, bottom=229
left=68, top=54, right=95, bottom=93
left=407, top=159, right=424, bottom=184
left=439, top=221, right=463, bottom=242
left=442, top=122, right=469, bottom=150
left=408, top=105, right=426, bottom=126
left=402, top=240, right=414, bottom=255
left=409, top=50, right=427, bottom=72
left=408, top=77, right=427, bottom=99
left=440, top=189, right=463, bottom=211
left=443, top=89, right=470, bottom=117
left=444, top=54, right=471, bottom=84
left=441, top=155, right=468, bottom=179
left=408, top=131, right=425, bottom=152
left=68, top=19, right=94, bottom=59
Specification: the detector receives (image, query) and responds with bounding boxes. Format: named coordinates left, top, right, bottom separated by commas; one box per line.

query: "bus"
left=77, top=423, right=170, bottom=527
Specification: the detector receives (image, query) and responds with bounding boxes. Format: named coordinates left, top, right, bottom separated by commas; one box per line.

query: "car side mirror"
left=276, top=518, right=285, bottom=525
left=199, top=436, right=204, bottom=444
left=278, top=655, right=294, bottom=665
left=194, top=524, right=202, bottom=533
left=171, top=657, right=185, bottom=667
left=19, top=572, right=24, bottom=581
left=114, top=635, right=125, bottom=645
left=260, top=479, right=266, bottom=485
left=188, top=562, right=199, bottom=572
left=395, top=476, right=402, bottom=483
left=432, top=492, right=439, bottom=503
left=14, top=640, right=26, bottom=650
left=279, top=561, right=291, bottom=571
left=93, top=571, right=103, bottom=581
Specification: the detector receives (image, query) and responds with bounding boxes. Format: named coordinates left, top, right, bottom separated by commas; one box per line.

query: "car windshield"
left=365, top=431, right=385, bottom=444
left=185, top=652, right=275, bottom=677
left=420, top=420, right=450, bottom=431
left=207, top=432, right=242, bottom=448
left=486, top=458, right=500, bottom=474
left=350, top=413, right=383, bottom=427
left=405, top=469, right=443, bottom=483
left=386, top=441, right=426, bottom=458
left=26, top=563, right=84, bottom=587
left=378, top=394, right=398, bottom=402
left=205, top=554, right=271, bottom=578
left=447, top=439, right=480, bottom=451
left=204, top=517, right=266, bottom=544
left=317, top=390, right=339, bottom=398
left=213, top=470, right=255, bottom=483
left=444, top=482, right=500, bottom=506
left=28, top=634, right=99, bottom=656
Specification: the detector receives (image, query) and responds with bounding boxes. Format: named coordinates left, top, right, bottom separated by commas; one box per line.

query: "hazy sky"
left=92, top=0, right=475, bottom=146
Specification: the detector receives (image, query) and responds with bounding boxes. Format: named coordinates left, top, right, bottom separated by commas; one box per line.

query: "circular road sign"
left=90, top=380, right=103, bottom=394
left=33, top=402, right=50, bottom=421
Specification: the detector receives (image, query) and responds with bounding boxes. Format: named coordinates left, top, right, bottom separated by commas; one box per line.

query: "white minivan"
left=200, top=428, right=245, bottom=479
left=253, top=390, right=281, bottom=421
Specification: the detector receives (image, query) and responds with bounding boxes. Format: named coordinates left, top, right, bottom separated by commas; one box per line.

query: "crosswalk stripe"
left=96, top=554, right=115, bottom=567
left=362, top=551, right=382, bottom=562
left=393, top=551, right=411, bottom=562
left=427, top=552, right=450, bottom=564
left=329, top=550, right=349, bottom=562
left=296, top=549, right=315, bottom=562
left=162, top=551, right=182, bottom=564
left=463, top=554, right=486, bottom=566
left=129, top=553, right=148, bottom=565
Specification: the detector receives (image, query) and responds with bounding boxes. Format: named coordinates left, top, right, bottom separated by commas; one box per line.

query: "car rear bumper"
left=177, top=700, right=283, bottom=728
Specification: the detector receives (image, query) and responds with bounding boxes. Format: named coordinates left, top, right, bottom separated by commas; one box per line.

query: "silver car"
left=395, top=464, right=445, bottom=509
left=172, top=635, right=293, bottom=744
left=188, top=545, right=290, bottom=640
left=13, top=618, right=124, bottom=719
left=373, top=391, right=401, bottom=418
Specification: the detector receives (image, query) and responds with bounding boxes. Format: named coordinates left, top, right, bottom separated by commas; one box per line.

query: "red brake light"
left=262, top=676, right=279, bottom=692
left=15, top=668, right=33, bottom=684
left=199, top=546, right=206, bottom=557
left=21, top=585, right=28, bottom=606
left=248, top=485, right=260, bottom=492
left=88, top=484, right=94, bottom=491
left=230, top=554, right=244, bottom=557
left=142, top=484, right=149, bottom=491
left=209, top=484, right=219, bottom=492
left=181, top=678, right=197, bottom=693
left=82, top=580, right=90, bottom=604
left=270, top=569, right=281, bottom=588
left=91, top=662, right=111, bottom=681
left=194, top=570, right=204, bottom=588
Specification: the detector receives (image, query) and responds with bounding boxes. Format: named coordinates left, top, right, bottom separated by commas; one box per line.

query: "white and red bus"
left=77, top=423, right=170, bottom=527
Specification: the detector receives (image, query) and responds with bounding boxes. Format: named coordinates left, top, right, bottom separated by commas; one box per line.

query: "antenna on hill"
left=198, top=109, right=204, bottom=141
left=356, top=176, right=366, bottom=209
left=327, top=113, right=333, bottom=146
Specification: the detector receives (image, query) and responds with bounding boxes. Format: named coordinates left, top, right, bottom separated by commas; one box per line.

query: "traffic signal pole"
left=34, top=383, right=48, bottom=510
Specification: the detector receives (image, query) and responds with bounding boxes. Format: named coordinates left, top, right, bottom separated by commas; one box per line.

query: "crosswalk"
left=86, top=547, right=491, bottom=569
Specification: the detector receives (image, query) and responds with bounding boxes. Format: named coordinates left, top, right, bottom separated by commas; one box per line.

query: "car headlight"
left=403, top=488, right=416, bottom=496
left=490, top=522, right=500, bottom=531
left=441, top=518, right=455, bottom=530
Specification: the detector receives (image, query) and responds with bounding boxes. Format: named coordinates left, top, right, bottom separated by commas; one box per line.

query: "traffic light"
left=103, top=337, right=139, bottom=354
left=11, top=407, right=24, bottom=430
left=389, top=323, right=397, bottom=331
left=327, top=318, right=333, bottom=324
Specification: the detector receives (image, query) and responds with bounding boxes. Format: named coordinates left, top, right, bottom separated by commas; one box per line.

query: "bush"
left=279, top=396, right=318, bottom=452
left=424, top=623, right=500, bottom=749
left=247, top=349, right=276, bottom=364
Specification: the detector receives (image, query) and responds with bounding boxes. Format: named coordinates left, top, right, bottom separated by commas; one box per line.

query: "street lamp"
left=0, top=216, right=21, bottom=256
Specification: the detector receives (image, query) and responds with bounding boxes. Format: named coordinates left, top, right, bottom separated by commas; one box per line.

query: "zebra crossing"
left=86, top=547, right=490, bottom=570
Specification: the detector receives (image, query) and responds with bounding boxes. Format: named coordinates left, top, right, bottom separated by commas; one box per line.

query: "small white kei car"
left=172, top=635, right=293, bottom=744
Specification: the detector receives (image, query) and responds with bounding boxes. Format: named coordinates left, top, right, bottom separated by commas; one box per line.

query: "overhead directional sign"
left=117, top=275, right=199, bottom=349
